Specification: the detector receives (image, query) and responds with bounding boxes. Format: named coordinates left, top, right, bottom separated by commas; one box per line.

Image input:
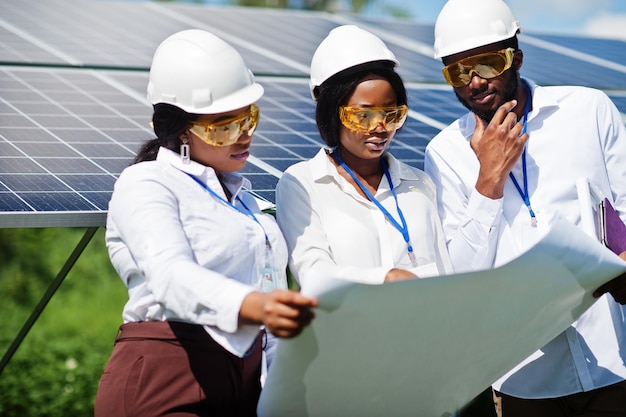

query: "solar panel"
left=0, top=66, right=149, bottom=227
left=530, top=34, right=626, bottom=67
left=1, top=0, right=625, bottom=231
left=518, top=34, right=626, bottom=89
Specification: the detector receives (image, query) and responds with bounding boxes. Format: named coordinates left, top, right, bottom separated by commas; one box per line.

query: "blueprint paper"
left=258, top=219, right=626, bottom=417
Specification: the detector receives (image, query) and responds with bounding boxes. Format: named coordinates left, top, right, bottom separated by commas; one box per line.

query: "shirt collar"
left=310, top=147, right=423, bottom=188
left=156, top=147, right=250, bottom=200
left=523, top=79, right=560, bottom=122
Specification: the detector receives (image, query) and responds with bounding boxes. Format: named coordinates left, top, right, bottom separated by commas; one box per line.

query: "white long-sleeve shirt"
left=106, top=147, right=288, bottom=357
left=424, top=80, right=626, bottom=398
left=276, top=148, right=452, bottom=287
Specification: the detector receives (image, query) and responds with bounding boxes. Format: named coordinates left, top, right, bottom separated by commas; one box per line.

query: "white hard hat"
left=309, top=25, right=398, bottom=99
left=433, top=0, right=521, bottom=59
left=147, top=29, right=263, bottom=114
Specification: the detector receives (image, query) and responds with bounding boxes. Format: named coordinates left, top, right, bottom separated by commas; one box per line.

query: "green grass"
left=0, top=227, right=127, bottom=417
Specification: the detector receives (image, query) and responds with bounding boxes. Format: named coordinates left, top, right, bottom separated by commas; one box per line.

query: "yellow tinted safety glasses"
left=339, top=105, right=408, bottom=134
left=442, top=48, right=515, bottom=87
left=188, top=104, right=259, bottom=147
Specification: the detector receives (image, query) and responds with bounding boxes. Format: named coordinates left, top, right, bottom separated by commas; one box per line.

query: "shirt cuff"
left=466, top=190, right=503, bottom=229
left=203, top=281, right=256, bottom=334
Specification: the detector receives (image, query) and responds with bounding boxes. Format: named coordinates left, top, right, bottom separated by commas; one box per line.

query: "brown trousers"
left=94, top=321, right=262, bottom=417
left=494, top=380, right=626, bottom=417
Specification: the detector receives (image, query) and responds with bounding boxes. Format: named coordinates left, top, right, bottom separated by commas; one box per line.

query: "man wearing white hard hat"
left=424, top=0, right=626, bottom=416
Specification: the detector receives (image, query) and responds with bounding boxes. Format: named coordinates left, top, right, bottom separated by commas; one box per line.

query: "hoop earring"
left=180, top=137, right=190, bottom=164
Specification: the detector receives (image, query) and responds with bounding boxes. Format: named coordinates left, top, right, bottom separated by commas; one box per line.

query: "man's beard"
left=454, top=74, right=518, bottom=123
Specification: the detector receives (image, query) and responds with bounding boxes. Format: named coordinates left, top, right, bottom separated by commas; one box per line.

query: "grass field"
left=0, top=227, right=127, bottom=416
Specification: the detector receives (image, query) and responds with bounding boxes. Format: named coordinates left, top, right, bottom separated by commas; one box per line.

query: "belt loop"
left=113, top=324, right=124, bottom=344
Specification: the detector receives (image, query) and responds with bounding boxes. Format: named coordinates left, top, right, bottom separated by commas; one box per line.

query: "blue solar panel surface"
left=532, top=34, right=626, bottom=67
left=1, top=0, right=625, bottom=228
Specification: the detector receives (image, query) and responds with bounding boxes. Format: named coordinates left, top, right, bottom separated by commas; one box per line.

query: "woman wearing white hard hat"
left=276, top=25, right=452, bottom=288
left=94, top=29, right=317, bottom=417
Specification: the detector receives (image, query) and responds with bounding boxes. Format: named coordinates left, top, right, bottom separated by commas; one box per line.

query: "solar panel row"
left=1, top=0, right=625, bottom=228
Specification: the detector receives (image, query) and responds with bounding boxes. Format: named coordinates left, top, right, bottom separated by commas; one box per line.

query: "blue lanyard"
left=334, top=152, right=417, bottom=267
left=508, top=83, right=537, bottom=227
left=186, top=173, right=271, bottom=248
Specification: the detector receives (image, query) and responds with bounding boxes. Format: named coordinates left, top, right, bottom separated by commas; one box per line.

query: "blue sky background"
left=361, top=0, right=626, bottom=41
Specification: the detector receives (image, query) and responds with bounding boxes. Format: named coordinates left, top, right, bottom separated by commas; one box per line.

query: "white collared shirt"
left=106, top=147, right=288, bottom=357
left=276, top=148, right=453, bottom=287
left=425, top=80, right=626, bottom=398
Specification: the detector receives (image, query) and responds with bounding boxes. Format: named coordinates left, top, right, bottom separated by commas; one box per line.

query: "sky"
left=362, top=0, right=626, bottom=41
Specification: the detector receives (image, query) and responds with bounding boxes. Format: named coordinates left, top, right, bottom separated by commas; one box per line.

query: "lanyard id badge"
left=185, top=173, right=287, bottom=292
left=257, top=241, right=287, bottom=292
left=334, top=151, right=418, bottom=267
